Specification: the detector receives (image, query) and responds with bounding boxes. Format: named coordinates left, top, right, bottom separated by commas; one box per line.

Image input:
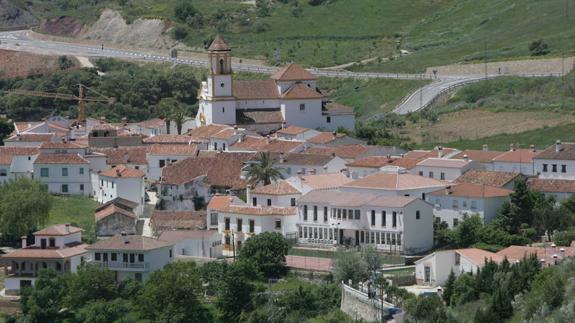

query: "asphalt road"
left=0, top=30, right=562, bottom=117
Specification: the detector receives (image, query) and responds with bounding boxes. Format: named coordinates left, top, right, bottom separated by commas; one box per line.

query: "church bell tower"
left=207, top=35, right=233, bottom=98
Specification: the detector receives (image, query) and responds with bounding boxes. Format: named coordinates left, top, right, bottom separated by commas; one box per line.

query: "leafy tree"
left=246, top=152, right=284, bottom=185
left=174, top=1, right=199, bottom=22
left=489, top=284, right=513, bottom=320
left=216, top=262, right=256, bottom=321
left=496, top=178, right=536, bottom=234
left=0, top=116, right=14, bottom=144
left=553, top=228, right=575, bottom=246
left=442, top=270, right=456, bottom=305
left=173, top=26, right=188, bottom=40
left=20, top=269, right=68, bottom=322
left=450, top=273, right=478, bottom=306
left=0, top=178, right=51, bottom=242
left=58, top=56, right=74, bottom=70
left=454, top=214, right=483, bottom=247
left=333, top=251, right=368, bottom=286
left=532, top=194, right=561, bottom=239
left=520, top=267, right=565, bottom=320
left=256, top=0, right=271, bottom=17
left=529, top=39, right=550, bottom=56
left=405, top=294, right=448, bottom=323
left=74, top=298, right=135, bottom=323
left=361, top=246, right=383, bottom=277
left=138, top=262, right=212, bottom=322
left=238, top=232, right=289, bottom=278
left=65, top=264, right=118, bottom=309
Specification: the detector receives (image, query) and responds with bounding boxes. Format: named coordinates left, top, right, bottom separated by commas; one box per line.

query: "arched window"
left=219, top=58, right=225, bottom=73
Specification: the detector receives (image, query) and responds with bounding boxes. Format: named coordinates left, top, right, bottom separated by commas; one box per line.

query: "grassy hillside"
left=354, top=0, right=575, bottom=72
left=48, top=196, right=98, bottom=243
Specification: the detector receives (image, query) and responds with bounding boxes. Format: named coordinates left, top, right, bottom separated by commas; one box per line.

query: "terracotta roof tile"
left=455, top=170, right=520, bottom=187
left=416, top=158, right=473, bottom=168
left=0, top=147, right=39, bottom=155
left=493, top=148, right=541, bottom=163
left=95, top=204, right=136, bottom=222
left=251, top=181, right=300, bottom=196
left=40, top=142, right=86, bottom=149
left=307, top=132, right=345, bottom=145
left=149, top=144, right=198, bottom=156
left=208, top=35, right=231, bottom=51
left=100, top=164, right=145, bottom=178
left=277, top=125, right=311, bottom=135
left=0, top=154, right=13, bottom=165
left=93, top=147, right=148, bottom=165
left=304, top=145, right=370, bottom=159
left=216, top=204, right=297, bottom=216
left=34, top=224, right=82, bottom=236
left=207, top=195, right=242, bottom=210
left=452, top=150, right=505, bottom=163
left=276, top=153, right=334, bottom=166
left=6, top=133, right=54, bottom=142
left=158, top=230, right=219, bottom=242
left=347, top=156, right=417, bottom=169
left=344, top=172, right=447, bottom=190
left=292, top=172, right=352, bottom=190
left=230, top=136, right=268, bottom=151
left=187, top=124, right=234, bottom=140
left=271, top=64, right=316, bottom=81
left=34, top=153, right=89, bottom=164
left=528, top=178, right=575, bottom=193
left=237, top=109, right=284, bottom=125
left=150, top=210, right=206, bottom=232
left=143, top=135, right=204, bottom=144
left=300, top=190, right=418, bottom=208
left=456, top=248, right=505, bottom=266
left=403, top=148, right=458, bottom=160
left=2, top=244, right=88, bottom=259
left=535, top=142, right=575, bottom=160
left=233, top=79, right=279, bottom=99
left=137, top=118, right=165, bottom=129
left=87, top=235, right=173, bottom=251
left=282, top=83, right=323, bottom=99
left=232, top=137, right=302, bottom=153
left=429, top=183, right=512, bottom=198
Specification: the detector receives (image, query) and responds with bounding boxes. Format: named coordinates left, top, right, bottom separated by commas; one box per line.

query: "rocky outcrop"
left=0, top=0, right=38, bottom=29
left=38, top=16, right=83, bottom=37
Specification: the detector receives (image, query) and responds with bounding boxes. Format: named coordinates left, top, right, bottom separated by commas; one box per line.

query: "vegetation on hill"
left=48, top=195, right=99, bottom=243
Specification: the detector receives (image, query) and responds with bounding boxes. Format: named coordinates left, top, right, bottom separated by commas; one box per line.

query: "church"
left=195, top=36, right=355, bottom=133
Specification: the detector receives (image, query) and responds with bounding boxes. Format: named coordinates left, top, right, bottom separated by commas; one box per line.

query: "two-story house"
left=33, top=154, right=91, bottom=196
left=533, top=141, right=575, bottom=180
left=411, top=157, right=480, bottom=181
left=95, top=165, right=146, bottom=216
left=146, top=144, right=199, bottom=182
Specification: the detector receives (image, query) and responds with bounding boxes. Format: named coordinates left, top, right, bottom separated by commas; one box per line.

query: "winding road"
left=0, top=30, right=566, bottom=117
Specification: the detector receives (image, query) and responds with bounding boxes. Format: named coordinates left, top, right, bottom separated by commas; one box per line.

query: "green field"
left=289, top=247, right=405, bottom=265
left=47, top=196, right=98, bottom=243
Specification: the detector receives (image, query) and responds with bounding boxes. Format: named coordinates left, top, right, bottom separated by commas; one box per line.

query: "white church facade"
left=195, top=36, right=355, bottom=133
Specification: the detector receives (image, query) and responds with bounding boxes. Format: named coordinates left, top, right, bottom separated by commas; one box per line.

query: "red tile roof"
left=452, top=150, right=505, bottom=163
left=456, top=248, right=505, bottom=266
left=87, top=235, right=173, bottom=251
left=34, top=224, right=82, bottom=236
left=276, top=153, right=335, bottom=166
left=528, top=178, right=575, bottom=193
left=455, top=170, right=520, bottom=187
left=149, top=144, right=198, bottom=156
left=233, top=79, right=279, bottom=99
left=0, top=155, right=12, bottom=165
left=138, top=118, right=165, bottom=129
left=323, top=102, right=355, bottom=116
left=282, top=83, right=323, bottom=99
left=307, top=132, right=345, bottom=145
left=6, top=133, right=54, bottom=142
left=535, top=142, right=575, bottom=160
left=251, top=181, right=300, bottom=196
left=40, top=142, right=86, bottom=149
left=2, top=244, right=88, bottom=259
left=34, top=153, right=88, bottom=164
left=216, top=204, right=297, bottom=216
left=187, top=124, right=235, bottom=140
left=207, top=195, right=240, bottom=210
left=293, top=172, right=353, bottom=190
left=95, top=204, right=136, bottom=222
left=158, top=230, right=219, bottom=242
left=208, top=35, right=231, bottom=51
left=346, top=156, right=418, bottom=169
left=271, top=64, right=316, bottom=81
left=276, top=125, right=311, bottom=135
left=300, top=190, right=418, bottom=208
left=143, top=135, right=203, bottom=144
left=344, top=172, right=447, bottom=190
left=416, top=158, right=473, bottom=168
left=93, top=147, right=148, bottom=165
left=429, top=183, right=512, bottom=198
left=100, top=165, right=145, bottom=178
left=0, top=147, right=39, bottom=155
left=492, top=148, right=541, bottom=163
left=305, top=145, right=370, bottom=159
left=231, top=137, right=303, bottom=153
left=150, top=210, right=206, bottom=232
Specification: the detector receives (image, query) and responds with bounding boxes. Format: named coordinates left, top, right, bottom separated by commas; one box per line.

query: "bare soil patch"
left=0, top=49, right=78, bottom=78
left=38, top=16, right=84, bottom=37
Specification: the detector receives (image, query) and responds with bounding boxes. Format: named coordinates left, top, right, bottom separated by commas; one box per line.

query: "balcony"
left=90, top=261, right=149, bottom=271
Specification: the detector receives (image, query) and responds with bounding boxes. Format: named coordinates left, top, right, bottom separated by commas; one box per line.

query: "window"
left=440, top=172, right=445, bottom=180
left=313, top=206, right=318, bottom=221
left=49, top=238, right=55, bottom=247
left=543, top=164, right=548, bottom=172
left=291, top=198, right=296, bottom=207
left=95, top=252, right=101, bottom=261
left=219, top=58, right=225, bottom=73
left=62, top=167, right=68, bottom=176
left=392, top=212, right=397, bottom=227
left=169, top=249, right=173, bottom=258
left=562, top=165, right=567, bottom=173
left=159, top=160, right=166, bottom=168
left=455, top=253, right=461, bottom=265
left=79, top=168, right=84, bottom=175
left=225, top=235, right=231, bottom=245
left=0, top=169, right=6, bottom=176
left=210, top=213, right=218, bottom=226
left=111, top=253, right=117, bottom=261
left=303, top=205, right=308, bottom=221
left=299, top=104, right=305, bottom=111
left=342, top=209, right=347, bottom=220
left=416, top=211, right=420, bottom=220
left=453, top=218, right=459, bottom=227
left=337, top=208, right=341, bottom=219
left=324, top=207, right=328, bottom=222
left=249, top=220, right=255, bottom=233
left=220, top=83, right=224, bottom=88
left=355, top=210, right=360, bottom=220
left=252, top=197, right=257, bottom=206
left=214, top=142, right=218, bottom=150
left=453, top=200, right=459, bottom=209
left=471, top=201, right=477, bottom=210
left=462, top=200, right=467, bottom=208
left=371, top=210, right=376, bottom=226
left=267, top=199, right=272, bottom=206
left=552, top=164, right=557, bottom=173
left=419, top=171, right=423, bottom=176
left=382, top=211, right=386, bottom=227
left=223, top=143, right=226, bottom=151
left=237, top=219, right=242, bottom=232
left=138, top=254, right=144, bottom=262
left=40, top=168, right=49, bottom=177
left=275, top=220, right=282, bottom=229
left=80, top=184, right=84, bottom=191
left=326, top=116, right=331, bottom=123
left=224, top=218, right=230, bottom=231
left=429, top=171, right=434, bottom=178
left=61, top=184, right=68, bottom=193
left=222, top=107, right=225, bottom=113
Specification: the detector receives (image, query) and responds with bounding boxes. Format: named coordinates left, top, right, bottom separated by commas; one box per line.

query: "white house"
left=86, top=233, right=174, bottom=282
left=491, top=144, right=540, bottom=175
left=346, top=156, right=419, bottom=179
left=187, top=124, right=239, bottom=151
left=208, top=195, right=298, bottom=257
left=3, top=133, right=56, bottom=147
left=146, top=144, right=199, bottom=182
left=249, top=181, right=302, bottom=208
left=528, top=178, right=575, bottom=201
left=129, top=118, right=167, bottom=136
left=415, top=248, right=504, bottom=286
left=158, top=230, right=222, bottom=259
left=428, top=183, right=512, bottom=228
left=451, top=146, right=505, bottom=170
left=33, top=154, right=91, bottom=196
left=533, top=141, right=575, bottom=180
left=0, top=224, right=89, bottom=294
left=273, top=153, right=347, bottom=178
left=412, top=157, right=480, bottom=181
left=195, top=36, right=355, bottom=132
left=0, top=147, right=38, bottom=183
left=297, top=190, right=434, bottom=255
left=286, top=172, right=353, bottom=195
left=95, top=165, right=146, bottom=216
left=454, top=170, right=521, bottom=190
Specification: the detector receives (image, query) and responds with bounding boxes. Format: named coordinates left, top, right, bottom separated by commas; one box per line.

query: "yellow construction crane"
left=3, top=84, right=114, bottom=122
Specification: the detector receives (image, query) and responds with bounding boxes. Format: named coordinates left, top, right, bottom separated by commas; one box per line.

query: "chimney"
left=279, top=153, right=286, bottom=163
left=246, top=185, right=252, bottom=205
left=121, top=231, right=129, bottom=244
left=463, top=154, right=469, bottom=161
left=560, top=248, right=565, bottom=257
left=482, top=144, right=488, bottom=151
left=233, top=125, right=238, bottom=136
left=65, top=223, right=70, bottom=233
left=266, top=135, right=271, bottom=144
left=556, top=140, right=562, bottom=152
left=437, top=146, right=443, bottom=158
left=529, top=144, right=536, bottom=152
left=21, top=236, right=27, bottom=248
left=510, top=143, right=516, bottom=151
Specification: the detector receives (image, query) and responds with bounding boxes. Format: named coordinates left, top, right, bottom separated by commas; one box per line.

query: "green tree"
left=405, top=294, right=448, bottom=323
left=361, top=246, right=383, bottom=277
left=65, top=265, right=118, bottom=309
left=529, top=39, right=550, bottom=56
left=256, top=0, right=271, bottom=17
left=333, top=252, right=368, bottom=286
left=520, top=267, right=566, bottom=320
left=238, top=232, right=289, bottom=278
left=450, top=273, right=478, bottom=306
left=442, top=270, right=456, bottom=305
left=74, top=298, right=135, bottom=323
left=20, top=269, right=68, bottom=322
left=174, top=1, right=199, bottom=22
left=454, top=214, right=483, bottom=247
left=216, top=262, right=256, bottom=321
left=0, top=178, right=51, bottom=242
left=496, top=178, right=535, bottom=234
left=246, top=152, right=284, bottom=185
left=138, top=262, right=212, bottom=322
left=0, top=116, right=14, bottom=145
left=58, top=56, right=74, bottom=70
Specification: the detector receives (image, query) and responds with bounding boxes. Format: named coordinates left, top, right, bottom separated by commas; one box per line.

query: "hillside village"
left=0, top=1, right=575, bottom=322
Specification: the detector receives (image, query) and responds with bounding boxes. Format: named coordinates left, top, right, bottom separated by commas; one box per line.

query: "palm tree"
left=170, top=107, right=187, bottom=135
left=246, top=152, right=284, bottom=186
